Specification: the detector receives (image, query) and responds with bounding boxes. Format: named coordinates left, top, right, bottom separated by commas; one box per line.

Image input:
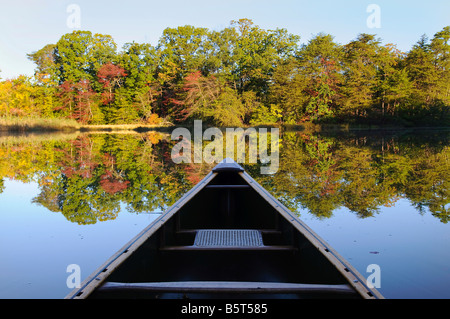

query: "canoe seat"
left=160, top=229, right=296, bottom=251
left=194, top=229, right=263, bottom=248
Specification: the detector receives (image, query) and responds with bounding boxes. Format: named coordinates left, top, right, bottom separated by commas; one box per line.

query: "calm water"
left=0, top=128, right=448, bottom=299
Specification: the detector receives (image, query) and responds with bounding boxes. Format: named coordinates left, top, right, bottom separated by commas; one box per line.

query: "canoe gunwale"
left=238, top=171, right=383, bottom=299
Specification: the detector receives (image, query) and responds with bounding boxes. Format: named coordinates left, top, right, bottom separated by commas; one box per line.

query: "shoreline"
left=0, top=117, right=448, bottom=134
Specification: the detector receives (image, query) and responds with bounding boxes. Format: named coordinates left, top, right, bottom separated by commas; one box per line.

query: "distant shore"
left=0, top=116, right=448, bottom=134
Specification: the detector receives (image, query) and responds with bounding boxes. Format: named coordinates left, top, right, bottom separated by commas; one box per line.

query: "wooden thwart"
left=98, top=281, right=356, bottom=295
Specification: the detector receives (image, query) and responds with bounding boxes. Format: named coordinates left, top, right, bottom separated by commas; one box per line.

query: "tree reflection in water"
left=0, top=129, right=448, bottom=224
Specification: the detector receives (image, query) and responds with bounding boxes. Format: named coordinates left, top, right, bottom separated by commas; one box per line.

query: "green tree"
left=229, top=19, right=299, bottom=96
left=55, top=31, right=117, bottom=86
left=375, top=44, right=412, bottom=118
left=340, top=34, right=381, bottom=118
left=27, top=44, right=59, bottom=87
left=109, top=88, right=140, bottom=124
left=404, top=35, right=438, bottom=114
left=404, top=27, right=450, bottom=123
left=119, top=42, right=157, bottom=93
left=429, top=26, right=450, bottom=105
left=157, top=25, right=210, bottom=79
left=269, top=57, right=309, bottom=123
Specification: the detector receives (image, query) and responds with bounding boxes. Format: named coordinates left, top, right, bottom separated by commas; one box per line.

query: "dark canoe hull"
left=66, top=159, right=384, bottom=299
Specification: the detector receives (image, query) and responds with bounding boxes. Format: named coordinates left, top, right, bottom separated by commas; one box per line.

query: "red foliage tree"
left=74, top=79, right=96, bottom=124
left=169, top=71, right=220, bottom=122
left=57, top=79, right=96, bottom=124
left=59, top=136, right=99, bottom=178
left=99, top=153, right=130, bottom=194
left=99, top=172, right=130, bottom=194
left=97, top=62, right=127, bottom=104
left=56, top=80, right=76, bottom=113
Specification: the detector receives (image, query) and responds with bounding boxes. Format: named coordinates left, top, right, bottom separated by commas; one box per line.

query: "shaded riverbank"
left=1, top=116, right=449, bottom=136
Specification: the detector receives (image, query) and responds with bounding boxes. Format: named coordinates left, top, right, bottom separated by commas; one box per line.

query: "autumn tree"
left=0, top=76, right=37, bottom=116
left=97, top=62, right=127, bottom=104
left=269, top=34, right=341, bottom=123
left=299, top=34, right=343, bottom=121
left=176, top=71, right=246, bottom=126
left=73, top=79, right=97, bottom=124
left=57, top=79, right=98, bottom=124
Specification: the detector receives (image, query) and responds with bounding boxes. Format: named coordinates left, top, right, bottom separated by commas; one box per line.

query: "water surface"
left=0, top=129, right=448, bottom=298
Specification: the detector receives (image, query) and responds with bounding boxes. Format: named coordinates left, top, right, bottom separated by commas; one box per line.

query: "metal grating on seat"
left=194, top=230, right=263, bottom=247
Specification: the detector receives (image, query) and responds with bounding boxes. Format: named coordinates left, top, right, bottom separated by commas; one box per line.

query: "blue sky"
left=0, top=0, right=449, bottom=79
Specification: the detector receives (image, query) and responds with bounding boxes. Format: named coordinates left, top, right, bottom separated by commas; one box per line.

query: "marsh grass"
left=0, top=117, right=175, bottom=133
left=80, top=123, right=174, bottom=133
left=0, top=131, right=80, bottom=144
left=0, top=116, right=80, bottom=132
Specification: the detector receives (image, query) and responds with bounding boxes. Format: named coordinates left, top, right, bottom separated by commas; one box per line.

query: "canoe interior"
left=84, top=170, right=370, bottom=299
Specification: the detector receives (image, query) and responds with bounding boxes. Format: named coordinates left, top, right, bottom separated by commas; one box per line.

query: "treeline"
left=1, top=19, right=449, bottom=126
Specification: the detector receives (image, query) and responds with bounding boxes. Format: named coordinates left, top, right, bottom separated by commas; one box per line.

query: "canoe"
left=66, top=158, right=384, bottom=299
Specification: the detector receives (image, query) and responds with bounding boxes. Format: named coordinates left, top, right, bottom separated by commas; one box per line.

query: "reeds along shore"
left=0, top=117, right=80, bottom=132
left=0, top=116, right=430, bottom=136
left=0, top=117, right=175, bottom=133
